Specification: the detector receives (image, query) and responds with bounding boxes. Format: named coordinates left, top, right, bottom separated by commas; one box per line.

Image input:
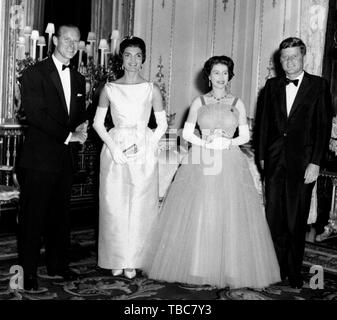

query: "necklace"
left=208, top=91, right=231, bottom=102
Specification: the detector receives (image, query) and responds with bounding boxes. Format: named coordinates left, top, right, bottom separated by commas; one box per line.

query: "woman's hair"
left=279, top=37, right=306, bottom=56
left=203, top=55, right=235, bottom=81
left=119, top=36, right=146, bottom=63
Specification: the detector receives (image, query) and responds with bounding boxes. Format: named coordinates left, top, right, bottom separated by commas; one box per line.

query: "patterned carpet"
left=0, top=228, right=337, bottom=301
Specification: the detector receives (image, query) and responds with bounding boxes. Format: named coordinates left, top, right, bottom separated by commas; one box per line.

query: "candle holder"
left=80, top=53, right=123, bottom=109
left=155, top=56, right=176, bottom=128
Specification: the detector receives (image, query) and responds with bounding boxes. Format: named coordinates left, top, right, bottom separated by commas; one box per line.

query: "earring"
left=225, top=82, right=231, bottom=94
left=209, top=80, right=212, bottom=87
left=122, top=65, right=125, bottom=70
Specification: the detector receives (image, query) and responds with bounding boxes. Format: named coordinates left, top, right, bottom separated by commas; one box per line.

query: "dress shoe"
left=289, top=276, right=303, bottom=289
left=124, top=269, right=136, bottom=279
left=24, top=275, right=39, bottom=291
left=23, top=274, right=47, bottom=293
left=111, top=269, right=123, bottom=276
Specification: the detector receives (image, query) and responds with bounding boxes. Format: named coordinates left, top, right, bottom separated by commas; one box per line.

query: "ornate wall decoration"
left=6, top=0, right=25, bottom=123
left=166, top=0, right=176, bottom=121
left=155, top=56, right=175, bottom=128
left=211, top=0, right=217, bottom=56
left=301, top=0, right=328, bottom=76
left=222, top=0, right=229, bottom=11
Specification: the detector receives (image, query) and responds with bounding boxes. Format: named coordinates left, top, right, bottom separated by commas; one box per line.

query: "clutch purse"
left=123, top=144, right=138, bottom=156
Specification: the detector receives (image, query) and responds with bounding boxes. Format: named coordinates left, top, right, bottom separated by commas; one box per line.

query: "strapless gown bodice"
left=197, top=101, right=240, bottom=139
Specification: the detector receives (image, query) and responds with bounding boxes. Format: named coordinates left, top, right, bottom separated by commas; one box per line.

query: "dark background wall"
left=43, top=0, right=92, bottom=42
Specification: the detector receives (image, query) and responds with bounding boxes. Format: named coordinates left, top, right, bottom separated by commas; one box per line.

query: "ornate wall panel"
left=301, top=0, right=329, bottom=76
left=134, top=0, right=329, bottom=128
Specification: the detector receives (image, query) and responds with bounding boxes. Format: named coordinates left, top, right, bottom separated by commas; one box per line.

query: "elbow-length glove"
left=150, top=110, right=168, bottom=145
left=182, top=122, right=206, bottom=147
left=93, top=107, right=127, bottom=164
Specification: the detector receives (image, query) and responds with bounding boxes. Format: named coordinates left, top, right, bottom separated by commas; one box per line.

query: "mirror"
left=0, top=0, right=135, bottom=124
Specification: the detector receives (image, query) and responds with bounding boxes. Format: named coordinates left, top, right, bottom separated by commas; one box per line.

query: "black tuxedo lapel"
left=69, top=70, right=78, bottom=123
left=46, top=58, right=69, bottom=116
left=288, top=72, right=311, bottom=119
left=274, top=78, right=287, bottom=119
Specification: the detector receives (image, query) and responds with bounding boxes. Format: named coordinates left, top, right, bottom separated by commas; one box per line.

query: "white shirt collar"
left=52, top=54, right=70, bottom=72
left=288, top=71, right=304, bottom=83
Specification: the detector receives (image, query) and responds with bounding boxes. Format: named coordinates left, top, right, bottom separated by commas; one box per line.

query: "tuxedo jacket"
left=19, top=57, right=87, bottom=173
left=258, top=71, right=333, bottom=179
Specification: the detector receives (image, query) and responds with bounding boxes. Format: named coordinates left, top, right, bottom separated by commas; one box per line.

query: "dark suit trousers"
left=265, top=164, right=314, bottom=280
left=18, top=151, right=74, bottom=276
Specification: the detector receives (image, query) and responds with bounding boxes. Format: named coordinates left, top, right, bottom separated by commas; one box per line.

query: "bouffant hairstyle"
left=203, top=55, right=235, bottom=81
left=279, top=37, right=306, bottom=56
left=119, top=36, right=146, bottom=63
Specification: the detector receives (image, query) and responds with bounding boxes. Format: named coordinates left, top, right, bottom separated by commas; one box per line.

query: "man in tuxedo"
left=258, top=37, right=333, bottom=289
left=18, top=24, right=88, bottom=292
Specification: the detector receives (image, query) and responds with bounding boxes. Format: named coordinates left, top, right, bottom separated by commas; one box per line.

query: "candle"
left=78, top=41, right=86, bottom=69
left=104, top=51, right=110, bottom=69
left=110, top=29, right=119, bottom=55
left=17, top=36, right=26, bottom=60
left=30, top=30, right=40, bottom=60
left=98, top=39, right=109, bottom=67
left=45, top=23, right=55, bottom=54
left=23, top=26, right=32, bottom=54
left=85, top=44, right=92, bottom=65
left=37, top=36, right=46, bottom=61
left=87, top=31, right=96, bottom=59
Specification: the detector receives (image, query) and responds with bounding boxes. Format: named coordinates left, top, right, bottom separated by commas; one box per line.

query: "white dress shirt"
left=286, top=71, right=304, bottom=116
left=52, top=55, right=72, bottom=144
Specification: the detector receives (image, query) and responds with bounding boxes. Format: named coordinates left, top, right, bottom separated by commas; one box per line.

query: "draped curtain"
left=24, top=0, right=44, bottom=33
left=301, top=0, right=329, bottom=76
left=91, top=0, right=135, bottom=41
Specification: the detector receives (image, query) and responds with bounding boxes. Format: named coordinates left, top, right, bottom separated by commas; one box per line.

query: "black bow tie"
left=62, top=64, right=72, bottom=71
left=285, top=78, right=299, bottom=87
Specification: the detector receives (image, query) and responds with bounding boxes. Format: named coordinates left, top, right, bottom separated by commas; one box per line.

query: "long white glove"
left=205, top=124, right=250, bottom=150
left=150, top=110, right=168, bottom=145
left=231, top=124, right=250, bottom=146
left=93, top=107, right=127, bottom=164
left=182, top=122, right=205, bottom=147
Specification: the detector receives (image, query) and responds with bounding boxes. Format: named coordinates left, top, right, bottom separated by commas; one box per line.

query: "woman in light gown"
left=141, top=56, right=281, bottom=289
left=93, top=36, right=167, bottom=279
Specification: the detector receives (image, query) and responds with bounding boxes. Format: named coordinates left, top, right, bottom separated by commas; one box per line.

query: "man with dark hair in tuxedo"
left=18, top=24, right=88, bottom=292
left=258, top=37, right=333, bottom=289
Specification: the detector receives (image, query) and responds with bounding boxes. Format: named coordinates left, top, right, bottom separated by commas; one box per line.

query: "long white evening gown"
left=98, top=82, right=159, bottom=270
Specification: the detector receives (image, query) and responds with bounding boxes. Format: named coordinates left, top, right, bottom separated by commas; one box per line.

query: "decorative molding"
left=166, top=0, right=176, bottom=117
left=222, top=0, right=229, bottom=11
left=282, top=0, right=287, bottom=37
left=125, top=0, right=135, bottom=36
left=212, top=0, right=217, bottom=57
left=231, top=0, right=237, bottom=59
left=265, top=56, right=275, bottom=80
left=257, top=0, right=265, bottom=93
left=148, top=0, right=155, bottom=80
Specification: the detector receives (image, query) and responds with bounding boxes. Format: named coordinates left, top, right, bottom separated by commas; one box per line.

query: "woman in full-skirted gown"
left=93, top=37, right=167, bottom=279
left=141, top=55, right=280, bottom=289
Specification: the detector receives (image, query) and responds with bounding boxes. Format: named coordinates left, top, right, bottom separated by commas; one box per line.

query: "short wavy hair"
left=203, top=55, right=235, bottom=81
left=279, top=37, right=306, bottom=56
left=119, top=36, right=146, bottom=63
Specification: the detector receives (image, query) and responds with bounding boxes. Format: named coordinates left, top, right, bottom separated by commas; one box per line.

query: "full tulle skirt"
left=141, top=145, right=280, bottom=289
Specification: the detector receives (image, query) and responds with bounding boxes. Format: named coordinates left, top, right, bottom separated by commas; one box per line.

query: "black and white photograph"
left=0, top=0, right=336, bottom=312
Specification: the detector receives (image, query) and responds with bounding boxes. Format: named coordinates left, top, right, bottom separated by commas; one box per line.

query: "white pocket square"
left=77, top=93, right=83, bottom=97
